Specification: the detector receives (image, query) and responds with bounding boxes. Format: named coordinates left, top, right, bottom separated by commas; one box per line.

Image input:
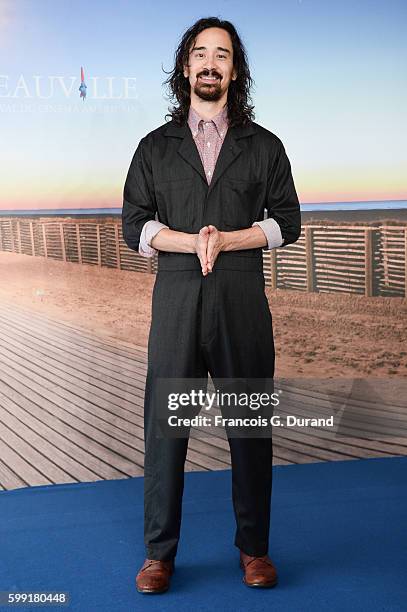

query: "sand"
left=1, top=251, right=406, bottom=378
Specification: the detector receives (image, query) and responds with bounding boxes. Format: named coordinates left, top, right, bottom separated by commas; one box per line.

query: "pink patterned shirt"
left=138, top=105, right=283, bottom=256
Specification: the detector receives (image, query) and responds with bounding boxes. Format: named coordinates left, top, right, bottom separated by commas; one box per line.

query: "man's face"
left=183, top=27, right=237, bottom=102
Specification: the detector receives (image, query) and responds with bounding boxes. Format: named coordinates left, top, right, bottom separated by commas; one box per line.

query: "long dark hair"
left=163, top=17, right=255, bottom=128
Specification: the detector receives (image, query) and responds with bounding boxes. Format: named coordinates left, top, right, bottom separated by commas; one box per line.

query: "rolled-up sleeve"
left=122, top=135, right=158, bottom=252
left=139, top=219, right=168, bottom=258
left=265, top=141, right=301, bottom=247
left=252, top=217, right=284, bottom=250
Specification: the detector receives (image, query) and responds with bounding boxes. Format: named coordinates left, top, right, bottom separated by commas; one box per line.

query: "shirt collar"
left=188, top=104, right=228, bottom=138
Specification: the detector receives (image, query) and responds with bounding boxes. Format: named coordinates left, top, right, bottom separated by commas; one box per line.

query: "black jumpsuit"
left=122, top=117, right=301, bottom=561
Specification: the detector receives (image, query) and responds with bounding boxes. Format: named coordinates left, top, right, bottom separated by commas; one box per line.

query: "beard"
left=193, top=74, right=223, bottom=101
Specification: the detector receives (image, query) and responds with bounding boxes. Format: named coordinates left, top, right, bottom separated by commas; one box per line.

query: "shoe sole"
left=136, top=585, right=170, bottom=594
left=242, top=576, right=278, bottom=588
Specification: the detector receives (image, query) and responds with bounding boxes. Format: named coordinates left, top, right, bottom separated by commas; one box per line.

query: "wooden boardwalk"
left=0, top=301, right=406, bottom=491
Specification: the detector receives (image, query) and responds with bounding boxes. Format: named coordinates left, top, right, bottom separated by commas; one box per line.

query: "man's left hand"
left=206, top=225, right=225, bottom=273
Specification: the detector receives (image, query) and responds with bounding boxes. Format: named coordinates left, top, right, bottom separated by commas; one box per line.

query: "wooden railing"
left=1, top=216, right=406, bottom=297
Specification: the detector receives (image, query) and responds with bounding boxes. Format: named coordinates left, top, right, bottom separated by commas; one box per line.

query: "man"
left=122, top=17, right=301, bottom=594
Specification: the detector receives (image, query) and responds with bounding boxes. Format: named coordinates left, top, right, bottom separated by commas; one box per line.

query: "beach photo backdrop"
left=0, top=0, right=406, bottom=212
left=0, top=0, right=406, bottom=490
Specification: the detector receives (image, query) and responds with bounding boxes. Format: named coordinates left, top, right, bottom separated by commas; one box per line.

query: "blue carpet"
left=0, top=457, right=406, bottom=611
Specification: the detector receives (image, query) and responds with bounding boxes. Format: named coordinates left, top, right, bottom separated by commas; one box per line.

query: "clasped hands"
left=194, top=225, right=225, bottom=276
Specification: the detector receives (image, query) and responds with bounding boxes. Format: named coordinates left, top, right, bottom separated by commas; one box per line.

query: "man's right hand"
left=194, top=226, right=211, bottom=276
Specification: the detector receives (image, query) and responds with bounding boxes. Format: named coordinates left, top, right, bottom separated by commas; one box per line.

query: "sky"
left=0, top=0, right=406, bottom=210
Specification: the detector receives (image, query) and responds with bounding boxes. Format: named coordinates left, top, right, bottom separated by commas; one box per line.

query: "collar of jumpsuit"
left=187, top=104, right=229, bottom=184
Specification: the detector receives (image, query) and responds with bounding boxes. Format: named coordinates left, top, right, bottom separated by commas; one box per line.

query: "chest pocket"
left=155, top=177, right=195, bottom=231
left=221, top=178, right=263, bottom=229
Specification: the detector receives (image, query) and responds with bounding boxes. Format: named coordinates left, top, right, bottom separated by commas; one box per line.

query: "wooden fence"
left=1, top=217, right=406, bottom=297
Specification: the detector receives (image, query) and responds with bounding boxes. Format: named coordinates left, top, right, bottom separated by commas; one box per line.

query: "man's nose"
left=203, top=57, right=219, bottom=72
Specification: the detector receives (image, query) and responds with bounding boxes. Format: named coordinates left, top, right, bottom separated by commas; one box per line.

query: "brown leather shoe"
left=239, top=550, right=278, bottom=588
left=135, top=558, right=175, bottom=594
